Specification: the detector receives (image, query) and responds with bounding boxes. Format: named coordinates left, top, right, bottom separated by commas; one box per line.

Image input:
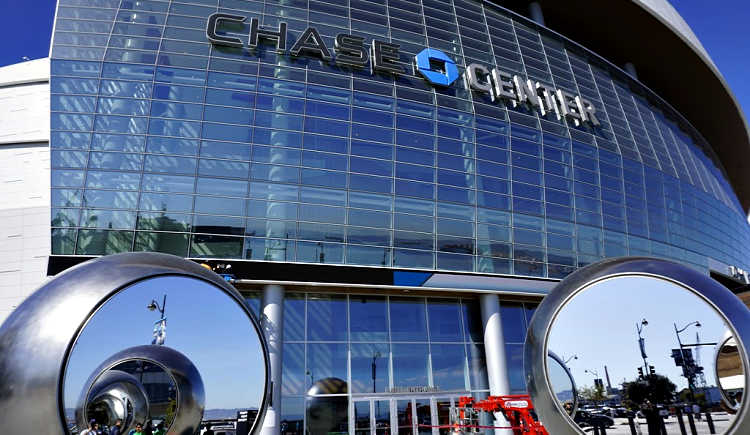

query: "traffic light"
left=649, top=365, right=656, bottom=376
left=671, top=349, right=684, bottom=366
left=595, top=378, right=604, bottom=389
left=637, top=367, right=644, bottom=378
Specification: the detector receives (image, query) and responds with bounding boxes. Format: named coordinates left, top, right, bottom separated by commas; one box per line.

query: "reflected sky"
left=549, top=276, right=728, bottom=391
left=64, top=276, right=266, bottom=409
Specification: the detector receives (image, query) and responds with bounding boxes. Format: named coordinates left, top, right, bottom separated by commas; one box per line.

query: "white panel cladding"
left=0, top=58, right=49, bottom=145
left=0, top=58, right=51, bottom=325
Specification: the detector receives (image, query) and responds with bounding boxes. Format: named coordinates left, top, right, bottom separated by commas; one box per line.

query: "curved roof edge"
left=513, top=0, right=750, bottom=214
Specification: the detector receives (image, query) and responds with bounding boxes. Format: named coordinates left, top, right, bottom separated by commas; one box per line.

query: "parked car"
left=574, top=410, right=615, bottom=428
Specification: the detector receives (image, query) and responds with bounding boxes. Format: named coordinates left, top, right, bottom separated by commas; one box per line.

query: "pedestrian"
left=692, top=403, right=701, bottom=420
left=143, top=420, right=153, bottom=435
left=128, top=422, right=143, bottom=435
left=80, top=419, right=98, bottom=435
left=109, top=419, right=122, bottom=435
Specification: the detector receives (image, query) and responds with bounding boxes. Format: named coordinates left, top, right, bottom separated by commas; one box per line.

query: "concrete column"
left=480, top=293, right=513, bottom=435
left=260, top=285, right=284, bottom=435
left=528, top=2, right=545, bottom=26
left=624, top=62, right=638, bottom=80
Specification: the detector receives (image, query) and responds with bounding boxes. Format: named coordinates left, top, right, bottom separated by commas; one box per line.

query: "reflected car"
left=574, top=410, right=615, bottom=427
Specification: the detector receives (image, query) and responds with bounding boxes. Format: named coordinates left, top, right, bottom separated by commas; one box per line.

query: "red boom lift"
left=451, top=395, right=549, bottom=434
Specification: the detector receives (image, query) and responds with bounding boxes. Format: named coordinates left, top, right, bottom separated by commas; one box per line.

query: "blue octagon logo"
left=415, top=48, right=459, bottom=87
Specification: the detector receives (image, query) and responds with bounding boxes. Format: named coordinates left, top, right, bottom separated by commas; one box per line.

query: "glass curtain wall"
left=249, top=293, right=491, bottom=435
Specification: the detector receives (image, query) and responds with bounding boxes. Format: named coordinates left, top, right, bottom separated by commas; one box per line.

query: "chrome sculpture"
left=0, top=252, right=270, bottom=435
left=76, top=345, right=204, bottom=435
left=716, top=333, right=746, bottom=411
left=75, top=369, right=149, bottom=434
left=525, top=257, right=750, bottom=434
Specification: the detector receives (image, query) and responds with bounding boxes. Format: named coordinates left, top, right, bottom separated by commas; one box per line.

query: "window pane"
left=500, top=302, right=526, bottom=343
left=307, top=343, right=348, bottom=390
left=284, top=293, right=305, bottom=341
left=390, top=297, right=428, bottom=341
left=427, top=299, right=462, bottom=342
left=349, top=295, right=388, bottom=341
left=392, top=343, right=429, bottom=388
left=282, top=342, right=305, bottom=395
left=306, top=396, right=349, bottom=435
left=307, top=294, right=348, bottom=341
left=431, top=344, right=467, bottom=391
left=351, top=343, right=389, bottom=393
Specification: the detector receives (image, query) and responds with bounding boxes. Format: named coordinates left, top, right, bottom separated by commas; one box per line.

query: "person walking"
left=80, top=420, right=98, bottom=435
left=128, top=422, right=143, bottom=435
left=109, top=419, right=122, bottom=435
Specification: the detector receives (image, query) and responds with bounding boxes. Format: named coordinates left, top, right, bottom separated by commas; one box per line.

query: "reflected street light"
left=636, top=318, right=649, bottom=376
left=147, top=294, right=167, bottom=345
left=563, top=354, right=578, bottom=365
left=675, top=320, right=701, bottom=403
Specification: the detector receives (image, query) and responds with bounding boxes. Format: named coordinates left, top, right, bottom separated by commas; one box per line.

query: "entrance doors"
left=352, top=396, right=462, bottom=435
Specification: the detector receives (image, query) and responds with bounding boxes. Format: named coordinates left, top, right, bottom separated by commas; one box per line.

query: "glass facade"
left=245, top=292, right=500, bottom=435
left=49, top=0, right=750, bottom=279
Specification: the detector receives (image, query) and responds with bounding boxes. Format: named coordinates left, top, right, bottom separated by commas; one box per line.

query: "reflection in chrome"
left=716, top=334, right=746, bottom=411
left=0, top=253, right=270, bottom=435
left=548, top=351, right=578, bottom=417
left=75, top=370, right=149, bottom=434
left=76, top=345, right=204, bottom=435
left=525, top=257, right=750, bottom=435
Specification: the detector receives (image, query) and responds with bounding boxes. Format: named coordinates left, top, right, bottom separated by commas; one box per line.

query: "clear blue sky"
left=63, top=276, right=267, bottom=410
left=548, top=276, right=728, bottom=393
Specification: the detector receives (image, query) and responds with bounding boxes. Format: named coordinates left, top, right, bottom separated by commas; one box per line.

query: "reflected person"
left=80, top=419, right=97, bottom=435
left=128, top=422, right=143, bottom=435
left=109, top=419, right=122, bottom=435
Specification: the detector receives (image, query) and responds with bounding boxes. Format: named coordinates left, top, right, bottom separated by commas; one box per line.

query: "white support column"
left=528, top=2, right=545, bottom=26
left=260, top=284, right=284, bottom=435
left=480, top=293, right=514, bottom=435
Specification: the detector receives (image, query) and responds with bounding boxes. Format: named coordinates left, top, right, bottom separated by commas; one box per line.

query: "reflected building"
left=0, top=0, right=748, bottom=433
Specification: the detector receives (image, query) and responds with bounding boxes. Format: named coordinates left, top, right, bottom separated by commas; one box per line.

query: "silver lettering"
left=206, top=13, right=246, bottom=47
left=557, top=90, right=583, bottom=126
left=248, top=17, right=286, bottom=53
left=577, top=97, right=601, bottom=126
left=465, top=63, right=493, bottom=95
left=491, top=69, right=516, bottom=100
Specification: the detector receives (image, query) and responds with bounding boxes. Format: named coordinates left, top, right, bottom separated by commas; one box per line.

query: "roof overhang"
left=495, top=0, right=750, bottom=213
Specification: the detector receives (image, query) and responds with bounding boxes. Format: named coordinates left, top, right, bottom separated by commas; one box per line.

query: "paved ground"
left=581, top=413, right=734, bottom=434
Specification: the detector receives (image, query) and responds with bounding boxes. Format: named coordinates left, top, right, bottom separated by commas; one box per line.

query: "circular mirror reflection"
left=63, top=276, right=267, bottom=434
left=548, top=276, right=741, bottom=434
left=716, top=335, right=745, bottom=411
left=548, top=351, right=578, bottom=416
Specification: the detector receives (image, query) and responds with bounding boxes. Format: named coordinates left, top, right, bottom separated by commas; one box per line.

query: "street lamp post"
left=146, top=294, right=167, bottom=345
left=563, top=354, right=578, bottom=366
left=636, top=318, right=649, bottom=376
left=371, top=351, right=381, bottom=393
left=674, top=321, right=701, bottom=403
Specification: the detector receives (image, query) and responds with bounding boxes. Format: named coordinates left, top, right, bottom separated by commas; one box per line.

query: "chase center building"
left=46, top=0, right=750, bottom=433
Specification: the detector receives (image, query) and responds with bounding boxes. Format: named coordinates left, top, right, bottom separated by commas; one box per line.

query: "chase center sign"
left=207, top=13, right=600, bottom=127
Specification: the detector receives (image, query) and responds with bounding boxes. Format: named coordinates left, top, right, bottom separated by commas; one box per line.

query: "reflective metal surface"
left=0, top=252, right=270, bottom=435
left=548, top=351, right=578, bottom=416
left=716, top=334, right=745, bottom=410
left=75, top=369, right=149, bottom=434
left=77, top=345, right=203, bottom=435
left=525, top=257, right=750, bottom=435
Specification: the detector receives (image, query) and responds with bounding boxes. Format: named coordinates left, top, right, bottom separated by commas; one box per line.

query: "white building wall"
left=0, top=58, right=50, bottom=325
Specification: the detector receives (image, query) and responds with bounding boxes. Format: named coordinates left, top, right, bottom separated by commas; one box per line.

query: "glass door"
left=353, top=398, right=393, bottom=435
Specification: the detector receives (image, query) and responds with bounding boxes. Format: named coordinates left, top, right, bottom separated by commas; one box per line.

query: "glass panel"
left=427, top=299, right=462, bottom=342
left=505, top=343, right=526, bottom=394
left=354, top=401, right=371, bottom=434
left=307, top=294, right=348, bottom=341
left=397, top=399, right=414, bottom=435
left=392, top=343, right=429, bottom=388
left=282, top=342, right=305, bottom=396
left=461, top=299, right=484, bottom=342
left=390, top=297, right=428, bottom=341
left=435, top=399, right=452, bottom=435
left=350, top=295, right=388, bottom=342
left=466, top=342, right=489, bottom=390
left=307, top=343, right=348, bottom=391
left=280, top=396, right=305, bottom=435
left=431, top=344, right=467, bottom=391
left=414, top=399, right=431, bottom=435
left=500, top=302, right=526, bottom=343
left=306, top=396, right=349, bottom=435
left=284, top=293, right=305, bottom=342
left=351, top=343, right=389, bottom=394
left=374, top=400, right=390, bottom=435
